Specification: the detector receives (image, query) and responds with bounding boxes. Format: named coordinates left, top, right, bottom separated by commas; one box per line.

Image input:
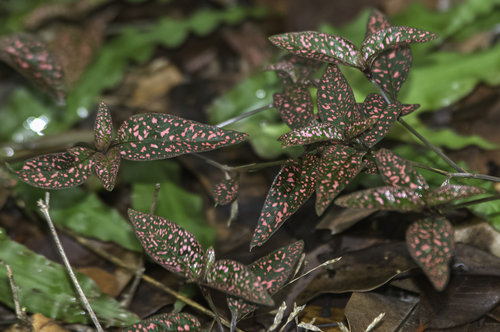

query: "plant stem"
left=150, top=183, right=161, bottom=215
left=410, top=161, right=500, bottom=183
left=37, top=193, right=104, bottom=332
left=5, top=265, right=34, bottom=332
left=441, top=194, right=500, bottom=213
left=200, top=286, right=224, bottom=332
left=216, top=103, right=274, bottom=128
left=193, top=153, right=289, bottom=173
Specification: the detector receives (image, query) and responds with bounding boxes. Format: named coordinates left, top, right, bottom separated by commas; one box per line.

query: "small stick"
left=38, top=193, right=104, bottom=332
left=192, top=153, right=289, bottom=173
left=5, top=264, right=34, bottom=332
left=150, top=183, right=161, bottom=215
left=216, top=104, right=274, bottom=128
left=200, top=286, right=224, bottom=332
left=284, top=257, right=341, bottom=288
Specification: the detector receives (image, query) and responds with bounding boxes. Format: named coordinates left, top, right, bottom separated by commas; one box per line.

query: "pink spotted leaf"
left=227, top=240, right=304, bottom=327
left=365, top=8, right=392, bottom=38
left=269, top=32, right=362, bottom=68
left=343, top=118, right=379, bottom=139
left=7, top=152, right=93, bottom=190
left=361, top=26, right=439, bottom=66
left=427, top=185, right=486, bottom=207
left=335, top=186, right=426, bottom=212
left=116, top=114, right=248, bottom=161
left=94, top=102, right=113, bottom=152
left=68, top=146, right=95, bottom=159
left=94, top=147, right=121, bottom=191
left=278, top=123, right=343, bottom=148
left=273, top=83, right=316, bottom=130
left=213, top=178, right=239, bottom=205
left=128, top=209, right=204, bottom=283
left=251, top=155, right=318, bottom=249
left=317, top=64, right=357, bottom=128
left=406, top=217, right=454, bottom=291
left=400, top=104, right=421, bottom=117
left=374, top=149, right=429, bottom=191
left=267, top=54, right=324, bottom=83
left=0, top=33, right=65, bottom=105
left=358, top=98, right=403, bottom=148
left=361, top=159, right=379, bottom=175
left=315, top=146, right=365, bottom=216
left=121, top=313, right=201, bottom=332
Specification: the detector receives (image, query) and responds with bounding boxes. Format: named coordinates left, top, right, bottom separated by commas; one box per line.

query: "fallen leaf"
left=78, top=267, right=119, bottom=297
left=455, top=220, right=500, bottom=258
left=32, top=314, right=69, bottom=332
left=316, top=206, right=377, bottom=235
left=299, top=306, right=344, bottom=332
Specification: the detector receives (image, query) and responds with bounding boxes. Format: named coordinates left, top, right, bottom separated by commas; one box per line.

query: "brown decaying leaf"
left=296, top=242, right=417, bottom=304
left=32, top=314, right=69, bottom=332
left=345, top=293, right=418, bottom=332
left=299, top=306, right=345, bottom=332
left=78, top=267, right=119, bottom=297
left=419, top=275, right=500, bottom=330
left=455, top=220, right=500, bottom=258
left=315, top=206, right=377, bottom=235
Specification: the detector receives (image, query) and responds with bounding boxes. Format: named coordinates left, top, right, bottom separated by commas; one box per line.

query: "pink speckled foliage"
left=406, top=217, right=454, bottom=291
left=273, top=83, right=316, bottom=130
left=252, top=155, right=318, bottom=249
left=267, top=54, right=323, bottom=84
left=278, top=123, right=343, bottom=147
left=121, top=313, right=201, bottom=332
left=94, top=102, right=113, bottom=151
left=213, top=178, right=239, bottom=205
left=0, top=33, right=65, bottom=105
left=227, top=241, right=304, bottom=331
left=374, top=149, right=428, bottom=191
left=315, top=145, right=365, bottom=216
left=128, top=209, right=273, bottom=306
left=427, top=185, right=486, bottom=207
left=399, top=104, right=421, bottom=117
left=115, top=113, right=248, bottom=161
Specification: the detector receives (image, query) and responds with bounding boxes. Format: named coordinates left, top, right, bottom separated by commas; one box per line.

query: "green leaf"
left=213, top=178, right=239, bottom=206
left=0, top=33, right=65, bottom=105
left=128, top=209, right=205, bottom=283
left=427, top=185, right=486, bottom=207
left=267, top=54, right=324, bottom=84
left=359, top=98, right=401, bottom=148
left=122, top=313, right=201, bottom=332
left=251, top=155, right=318, bottom=249
left=274, top=82, right=316, bottom=130
left=0, top=228, right=139, bottom=325
left=278, top=123, right=343, bottom=148
left=374, top=148, right=428, bottom=190
left=317, top=64, right=357, bottom=128
left=335, top=186, right=426, bottom=212
left=94, top=102, right=113, bottom=152
left=399, top=104, right=420, bottom=117
left=269, top=32, right=362, bottom=68
left=365, top=8, right=392, bottom=38
left=316, top=146, right=365, bottom=216
left=115, top=113, right=248, bottom=161
left=93, top=148, right=121, bottom=191
left=406, top=217, right=454, bottom=291
left=361, top=26, right=439, bottom=66
left=7, top=152, right=93, bottom=190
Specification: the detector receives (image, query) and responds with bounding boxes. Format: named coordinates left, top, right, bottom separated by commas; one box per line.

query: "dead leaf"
left=316, top=206, right=376, bottom=235
left=78, top=267, right=119, bottom=296
left=299, top=306, right=344, bottom=332
left=32, top=314, right=69, bottom=332
left=455, top=220, right=500, bottom=258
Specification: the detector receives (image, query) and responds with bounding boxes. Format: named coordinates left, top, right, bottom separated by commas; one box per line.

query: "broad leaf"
left=343, top=118, right=379, bottom=139
left=0, top=229, right=139, bottom=325
left=399, top=103, right=420, bottom=117
left=227, top=240, right=304, bottom=327
left=365, top=8, right=392, bottom=38
left=406, top=217, right=454, bottom=291
left=122, top=313, right=201, bottom=332
left=7, top=152, right=93, bottom=190
left=269, top=32, right=362, bottom=68
left=361, top=26, right=439, bottom=65
left=317, top=64, right=357, bottom=128
left=316, top=146, right=365, bottom=216
left=204, top=259, right=274, bottom=306
left=94, top=102, right=113, bottom=152
left=0, top=33, right=65, bottom=105
left=374, top=148, right=428, bottom=190
left=94, top=148, right=121, bottom=191
left=361, top=159, right=379, bottom=175
left=278, top=123, right=343, bottom=148
left=68, top=146, right=95, bottom=159
left=267, top=54, right=323, bottom=83
left=335, top=186, right=426, bottom=212
left=213, top=178, right=239, bottom=205
left=116, top=114, right=248, bottom=161
left=359, top=99, right=402, bottom=148
left=251, top=155, right=318, bottom=249
left=274, top=83, right=316, bottom=130
left=427, top=185, right=486, bottom=207
left=128, top=209, right=204, bottom=282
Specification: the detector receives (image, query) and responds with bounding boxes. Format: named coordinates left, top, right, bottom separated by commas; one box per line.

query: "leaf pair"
left=9, top=103, right=248, bottom=191
left=122, top=313, right=201, bottom=332
left=128, top=209, right=274, bottom=306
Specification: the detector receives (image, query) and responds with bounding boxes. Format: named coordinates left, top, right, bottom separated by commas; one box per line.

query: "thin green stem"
left=441, top=194, right=500, bottom=213
left=200, top=286, right=224, bottom=332
left=216, top=103, right=274, bottom=128
left=193, top=153, right=289, bottom=173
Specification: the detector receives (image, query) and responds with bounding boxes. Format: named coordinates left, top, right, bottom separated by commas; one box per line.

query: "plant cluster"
left=4, top=7, right=497, bottom=332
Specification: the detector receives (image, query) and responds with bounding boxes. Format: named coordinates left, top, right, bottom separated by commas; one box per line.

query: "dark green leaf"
left=374, top=148, right=428, bottom=190
left=267, top=54, right=324, bottom=83
left=122, top=313, right=200, bottom=332
left=252, top=155, right=318, bottom=249
left=0, top=33, right=65, bottom=105
left=278, top=123, right=343, bottom=148
left=427, top=185, right=486, bottom=207
left=343, top=118, right=379, bottom=139
left=361, top=26, right=439, bottom=65
left=273, top=83, right=316, bottom=130
left=94, top=147, right=121, bottom=191
left=372, top=46, right=413, bottom=101
left=399, top=104, right=420, bottom=117
left=317, top=64, right=357, bottom=128
left=269, top=32, right=362, bottom=68
left=361, top=159, right=379, bottom=175
left=128, top=209, right=204, bottom=283
left=359, top=98, right=402, bottom=148
left=213, top=178, right=239, bottom=205
left=406, top=217, right=454, bottom=291
left=94, top=102, right=113, bottom=152
left=7, top=152, right=93, bottom=190
left=335, top=186, right=426, bottom=212
left=365, top=8, right=392, bottom=38
left=0, top=229, right=139, bottom=325
left=116, top=114, right=248, bottom=161
left=316, top=146, right=365, bottom=216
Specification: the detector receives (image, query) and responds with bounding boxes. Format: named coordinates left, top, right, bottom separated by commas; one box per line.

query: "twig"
left=150, top=183, right=161, bottom=215
left=410, top=161, right=500, bottom=183
left=216, top=103, right=274, bottom=128
left=4, top=264, right=34, bottom=332
left=441, top=194, right=500, bottom=213
left=284, top=257, right=341, bottom=288
left=200, top=286, right=224, bottom=332
left=37, top=193, right=104, bottom=332
left=192, top=153, right=289, bottom=173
